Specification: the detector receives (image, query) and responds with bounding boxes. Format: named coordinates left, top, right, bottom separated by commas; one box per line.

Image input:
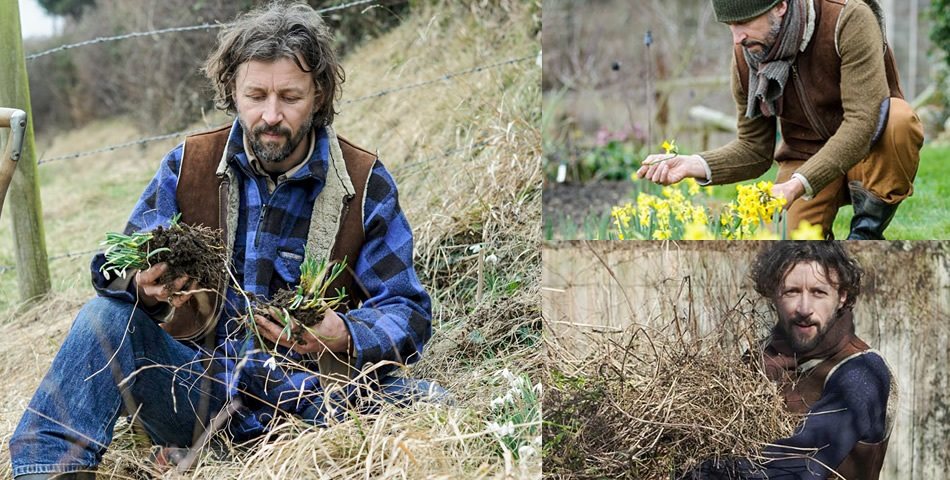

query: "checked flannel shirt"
left=90, top=119, right=432, bottom=438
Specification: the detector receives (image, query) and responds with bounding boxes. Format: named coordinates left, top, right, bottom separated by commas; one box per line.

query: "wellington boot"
left=847, top=181, right=900, bottom=240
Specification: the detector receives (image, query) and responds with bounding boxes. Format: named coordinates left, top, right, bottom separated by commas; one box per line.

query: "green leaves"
left=293, top=257, right=348, bottom=313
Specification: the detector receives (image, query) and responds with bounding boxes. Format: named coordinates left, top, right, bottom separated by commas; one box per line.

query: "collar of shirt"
left=242, top=127, right=316, bottom=194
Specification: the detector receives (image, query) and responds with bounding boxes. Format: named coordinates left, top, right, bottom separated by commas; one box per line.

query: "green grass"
left=550, top=145, right=950, bottom=240
left=831, top=145, right=950, bottom=239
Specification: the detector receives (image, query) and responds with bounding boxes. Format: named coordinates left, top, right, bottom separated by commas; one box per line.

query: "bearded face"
left=233, top=57, right=319, bottom=170
left=773, top=261, right=848, bottom=354
left=243, top=113, right=314, bottom=165
left=743, top=10, right=784, bottom=61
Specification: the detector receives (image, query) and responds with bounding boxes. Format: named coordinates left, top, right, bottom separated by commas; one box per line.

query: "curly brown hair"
left=750, top=241, right=863, bottom=310
left=203, top=1, right=344, bottom=127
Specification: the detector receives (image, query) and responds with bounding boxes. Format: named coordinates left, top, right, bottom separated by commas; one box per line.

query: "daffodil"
left=683, top=221, right=714, bottom=240
left=790, top=220, right=824, bottom=240
left=661, top=139, right=678, bottom=155
left=683, top=177, right=701, bottom=197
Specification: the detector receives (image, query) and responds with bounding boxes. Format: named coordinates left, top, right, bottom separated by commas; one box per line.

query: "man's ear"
left=838, top=290, right=847, bottom=310
left=775, top=1, right=789, bottom=17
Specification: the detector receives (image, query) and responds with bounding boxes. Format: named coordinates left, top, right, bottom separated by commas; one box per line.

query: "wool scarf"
left=744, top=0, right=807, bottom=119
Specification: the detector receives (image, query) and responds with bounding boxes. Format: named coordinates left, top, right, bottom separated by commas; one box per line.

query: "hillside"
left=0, top=1, right=541, bottom=478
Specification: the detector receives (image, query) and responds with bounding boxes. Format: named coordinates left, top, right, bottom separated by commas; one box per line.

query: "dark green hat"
left=711, top=0, right=783, bottom=23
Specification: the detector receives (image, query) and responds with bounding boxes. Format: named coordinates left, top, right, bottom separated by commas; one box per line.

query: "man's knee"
left=886, top=97, right=925, bottom=150
left=71, top=297, right=154, bottom=346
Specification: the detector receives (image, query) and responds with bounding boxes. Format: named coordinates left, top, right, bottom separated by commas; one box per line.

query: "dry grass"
left=0, top=1, right=541, bottom=478
left=544, top=315, right=797, bottom=480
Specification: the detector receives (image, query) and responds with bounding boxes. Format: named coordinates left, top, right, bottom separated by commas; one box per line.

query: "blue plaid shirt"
left=91, top=120, right=432, bottom=438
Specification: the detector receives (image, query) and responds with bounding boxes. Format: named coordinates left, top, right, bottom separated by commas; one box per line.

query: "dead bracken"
left=544, top=320, right=798, bottom=479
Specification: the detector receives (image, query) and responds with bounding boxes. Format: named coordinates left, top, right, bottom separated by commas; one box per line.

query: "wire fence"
left=4, top=2, right=538, bottom=278
left=25, top=0, right=382, bottom=61
left=1, top=134, right=505, bottom=273
left=36, top=54, right=536, bottom=165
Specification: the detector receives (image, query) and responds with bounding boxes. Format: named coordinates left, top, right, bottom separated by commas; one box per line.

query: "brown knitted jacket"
left=700, top=0, right=903, bottom=195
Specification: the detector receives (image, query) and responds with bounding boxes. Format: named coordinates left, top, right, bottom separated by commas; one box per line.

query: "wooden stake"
left=0, top=0, right=51, bottom=303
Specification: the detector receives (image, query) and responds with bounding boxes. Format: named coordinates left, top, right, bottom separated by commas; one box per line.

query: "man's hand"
left=771, top=178, right=805, bottom=210
left=253, top=307, right=351, bottom=355
left=636, top=153, right=708, bottom=185
left=135, top=262, right=194, bottom=308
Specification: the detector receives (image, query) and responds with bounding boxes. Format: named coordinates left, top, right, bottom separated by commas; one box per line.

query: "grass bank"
left=0, top=1, right=541, bottom=478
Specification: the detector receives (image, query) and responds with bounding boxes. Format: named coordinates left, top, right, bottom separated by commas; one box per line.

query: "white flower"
left=485, top=254, right=498, bottom=264
left=487, top=421, right=515, bottom=437
left=263, top=356, right=277, bottom=371
left=518, top=444, right=537, bottom=459
left=499, top=368, right=516, bottom=383
left=469, top=244, right=482, bottom=253
left=490, top=396, right=506, bottom=409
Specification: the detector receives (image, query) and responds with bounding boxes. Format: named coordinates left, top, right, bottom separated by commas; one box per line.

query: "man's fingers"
left=136, top=262, right=168, bottom=285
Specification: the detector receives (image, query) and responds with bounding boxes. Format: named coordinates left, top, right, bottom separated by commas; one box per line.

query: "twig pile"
left=544, top=320, right=797, bottom=479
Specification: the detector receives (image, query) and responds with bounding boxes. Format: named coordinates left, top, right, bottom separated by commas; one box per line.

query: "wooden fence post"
left=0, top=0, right=52, bottom=303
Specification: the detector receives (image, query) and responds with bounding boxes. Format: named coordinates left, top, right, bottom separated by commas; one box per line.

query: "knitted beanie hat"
left=711, top=0, right=783, bottom=23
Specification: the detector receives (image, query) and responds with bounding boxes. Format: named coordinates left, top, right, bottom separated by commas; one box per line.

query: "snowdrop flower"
left=263, top=356, right=277, bottom=371
left=487, top=421, right=515, bottom=437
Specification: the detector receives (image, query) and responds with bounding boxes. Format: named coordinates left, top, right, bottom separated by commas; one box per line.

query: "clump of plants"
left=612, top=179, right=822, bottom=240
left=544, top=318, right=798, bottom=479
left=246, top=256, right=349, bottom=349
left=99, top=214, right=227, bottom=293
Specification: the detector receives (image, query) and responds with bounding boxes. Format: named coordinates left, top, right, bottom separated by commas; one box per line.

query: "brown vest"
left=767, top=336, right=891, bottom=479
left=164, top=124, right=376, bottom=341
left=736, top=0, right=903, bottom=162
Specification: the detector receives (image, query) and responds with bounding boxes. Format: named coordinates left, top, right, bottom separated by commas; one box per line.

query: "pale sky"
left=18, top=0, right=58, bottom=39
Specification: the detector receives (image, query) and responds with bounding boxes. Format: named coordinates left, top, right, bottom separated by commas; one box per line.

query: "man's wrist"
left=693, top=155, right=713, bottom=185
left=790, top=173, right=814, bottom=199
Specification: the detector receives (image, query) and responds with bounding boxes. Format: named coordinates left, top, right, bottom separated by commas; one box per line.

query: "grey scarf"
left=744, top=0, right=807, bottom=119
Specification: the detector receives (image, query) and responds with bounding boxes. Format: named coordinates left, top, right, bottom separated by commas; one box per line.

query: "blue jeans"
left=9, top=297, right=447, bottom=476
left=9, top=297, right=227, bottom=476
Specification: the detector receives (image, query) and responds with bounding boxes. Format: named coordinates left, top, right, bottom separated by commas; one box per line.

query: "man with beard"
left=9, top=3, right=439, bottom=479
left=636, top=0, right=924, bottom=239
left=687, top=242, right=897, bottom=479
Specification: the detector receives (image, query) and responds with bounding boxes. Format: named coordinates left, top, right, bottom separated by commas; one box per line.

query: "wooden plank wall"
left=543, top=241, right=950, bottom=479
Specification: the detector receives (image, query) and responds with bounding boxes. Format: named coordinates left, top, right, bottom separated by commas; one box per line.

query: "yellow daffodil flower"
left=790, top=220, right=824, bottom=240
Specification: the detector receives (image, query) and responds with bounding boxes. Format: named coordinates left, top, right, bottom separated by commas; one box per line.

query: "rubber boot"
left=847, top=181, right=899, bottom=240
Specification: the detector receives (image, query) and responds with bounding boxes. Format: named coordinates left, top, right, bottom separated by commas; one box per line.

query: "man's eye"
left=246, top=95, right=265, bottom=102
left=283, top=97, right=301, bottom=103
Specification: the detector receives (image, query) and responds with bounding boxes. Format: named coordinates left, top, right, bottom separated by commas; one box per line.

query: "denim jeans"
left=9, top=297, right=227, bottom=476
left=9, top=296, right=447, bottom=477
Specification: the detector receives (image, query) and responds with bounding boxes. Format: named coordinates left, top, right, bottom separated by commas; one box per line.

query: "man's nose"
left=795, top=295, right=813, bottom=317
left=262, top=97, right=283, bottom=125
left=730, top=26, right=746, bottom=45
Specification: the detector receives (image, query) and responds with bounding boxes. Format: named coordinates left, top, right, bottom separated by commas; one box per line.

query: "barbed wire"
left=342, top=54, right=536, bottom=104
left=5, top=134, right=516, bottom=273
left=25, top=0, right=381, bottom=61
left=37, top=129, right=206, bottom=165
left=0, top=248, right=103, bottom=273
left=36, top=53, right=537, bottom=165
